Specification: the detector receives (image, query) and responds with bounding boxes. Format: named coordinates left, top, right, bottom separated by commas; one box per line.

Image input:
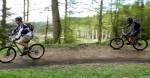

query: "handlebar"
left=118, top=27, right=127, bottom=36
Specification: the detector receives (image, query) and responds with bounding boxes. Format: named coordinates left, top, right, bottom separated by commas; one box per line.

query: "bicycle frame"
left=120, top=28, right=129, bottom=42
left=120, top=28, right=139, bottom=44
left=8, top=41, right=23, bottom=54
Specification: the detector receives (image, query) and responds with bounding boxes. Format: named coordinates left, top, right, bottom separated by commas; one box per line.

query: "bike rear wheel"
left=133, top=39, right=148, bottom=51
left=110, top=38, right=124, bottom=49
left=0, top=47, right=16, bottom=63
left=28, top=44, right=45, bottom=60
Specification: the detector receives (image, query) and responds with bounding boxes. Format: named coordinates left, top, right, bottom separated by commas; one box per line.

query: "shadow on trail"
left=0, top=57, right=150, bottom=70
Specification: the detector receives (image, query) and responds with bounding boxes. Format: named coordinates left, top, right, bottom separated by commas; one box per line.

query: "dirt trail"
left=0, top=44, right=150, bottom=70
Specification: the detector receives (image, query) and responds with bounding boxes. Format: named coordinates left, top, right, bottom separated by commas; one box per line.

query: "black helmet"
left=15, top=16, right=22, bottom=21
left=127, top=17, right=133, bottom=24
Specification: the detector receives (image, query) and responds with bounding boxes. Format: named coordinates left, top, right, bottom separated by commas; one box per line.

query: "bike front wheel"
left=133, top=39, right=148, bottom=51
left=110, top=38, right=124, bottom=49
left=0, top=47, right=16, bottom=63
left=28, top=44, right=45, bottom=60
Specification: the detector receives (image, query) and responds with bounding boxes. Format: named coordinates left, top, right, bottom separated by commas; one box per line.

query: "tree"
left=44, top=7, right=50, bottom=44
left=51, top=0, right=62, bottom=43
left=1, top=0, right=7, bottom=46
left=63, top=0, right=76, bottom=43
left=97, top=0, right=103, bottom=44
left=23, top=0, right=29, bottom=21
left=27, top=0, right=29, bottom=21
left=23, top=0, right=26, bottom=21
left=64, top=0, right=69, bottom=43
left=110, top=0, right=120, bottom=38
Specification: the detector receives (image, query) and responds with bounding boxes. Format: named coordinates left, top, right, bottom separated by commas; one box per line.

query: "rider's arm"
left=127, top=23, right=131, bottom=27
left=15, top=26, right=23, bottom=40
left=12, top=26, right=19, bottom=35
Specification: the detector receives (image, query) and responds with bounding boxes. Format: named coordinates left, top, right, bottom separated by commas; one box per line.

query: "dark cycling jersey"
left=127, top=21, right=140, bottom=37
left=12, top=23, right=30, bottom=39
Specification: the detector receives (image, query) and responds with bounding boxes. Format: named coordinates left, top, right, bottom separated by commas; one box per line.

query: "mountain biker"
left=12, top=16, right=33, bottom=56
left=126, top=18, right=140, bottom=45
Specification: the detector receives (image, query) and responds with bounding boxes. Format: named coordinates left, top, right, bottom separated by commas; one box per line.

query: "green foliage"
left=0, top=24, right=10, bottom=47
left=2, top=0, right=150, bottom=45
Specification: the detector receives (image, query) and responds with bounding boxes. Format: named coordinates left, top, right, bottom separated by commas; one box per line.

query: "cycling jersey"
left=12, top=23, right=33, bottom=39
left=127, top=21, right=140, bottom=37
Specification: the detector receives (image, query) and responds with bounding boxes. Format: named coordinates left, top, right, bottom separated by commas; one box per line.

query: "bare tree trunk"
left=51, top=0, right=62, bottom=43
left=64, top=0, right=68, bottom=43
left=139, top=0, right=144, bottom=38
left=115, top=0, right=120, bottom=37
left=45, top=15, right=49, bottom=44
left=26, top=0, right=29, bottom=21
left=93, top=28, right=96, bottom=39
left=23, top=0, right=26, bottom=21
left=2, top=0, right=6, bottom=26
left=1, top=0, right=7, bottom=46
left=110, top=0, right=114, bottom=38
left=97, top=0, right=103, bottom=44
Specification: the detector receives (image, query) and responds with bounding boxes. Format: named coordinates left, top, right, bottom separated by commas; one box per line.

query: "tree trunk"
left=64, top=0, right=68, bottom=43
left=139, top=0, right=144, bottom=38
left=1, top=0, right=7, bottom=46
left=110, top=0, right=120, bottom=38
left=27, top=0, right=29, bottom=21
left=2, top=0, right=6, bottom=26
left=51, top=0, right=62, bottom=43
left=45, top=15, right=49, bottom=44
left=23, top=0, right=26, bottom=21
left=110, top=0, right=114, bottom=38
left=97, top=0, right=103, bottom=44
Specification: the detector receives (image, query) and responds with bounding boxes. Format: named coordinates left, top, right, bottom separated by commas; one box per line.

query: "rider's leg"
left=129, top=37, right=131, bottom=43
left=130, top=32, right=139, bottom=45
left=128, top=31, right=136, bottom=45
left=17, top=37, right=31, bottom=56
left=126, top=32, right=132, bottom=45
left=17, top=37, right=29, bottom=48
left=127, top=37, right=132, bottom=45
left=130, top=37, right=135, bottom=45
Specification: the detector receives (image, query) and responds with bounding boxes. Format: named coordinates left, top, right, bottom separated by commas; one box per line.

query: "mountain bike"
left=0, top=35, right=45, bottom=63
left=110, top=28, right=148, bottom=51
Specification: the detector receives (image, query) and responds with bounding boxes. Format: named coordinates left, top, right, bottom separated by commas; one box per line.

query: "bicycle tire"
left=133, top=39, right=148, bottom=51
left=28, top=44, right=45, bottom=60
left=0, top=47, right=16, bottom=63
left=110, top=38, right=124, bottom=49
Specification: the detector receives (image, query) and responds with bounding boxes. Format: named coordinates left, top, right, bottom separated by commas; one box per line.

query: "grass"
left=0, top=64, right=150, bottom=78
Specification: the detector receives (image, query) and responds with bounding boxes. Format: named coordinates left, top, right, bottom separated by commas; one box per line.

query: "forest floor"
left=0, top=44, right=150, bottom=70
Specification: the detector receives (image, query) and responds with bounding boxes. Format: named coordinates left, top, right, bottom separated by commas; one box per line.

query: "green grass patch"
left=0, top=64, right=150, bottom=78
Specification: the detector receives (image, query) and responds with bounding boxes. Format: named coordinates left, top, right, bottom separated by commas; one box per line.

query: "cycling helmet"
left=15, top=16, right=22, bottom=21
left=127, top=17, right=133, bottom=24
